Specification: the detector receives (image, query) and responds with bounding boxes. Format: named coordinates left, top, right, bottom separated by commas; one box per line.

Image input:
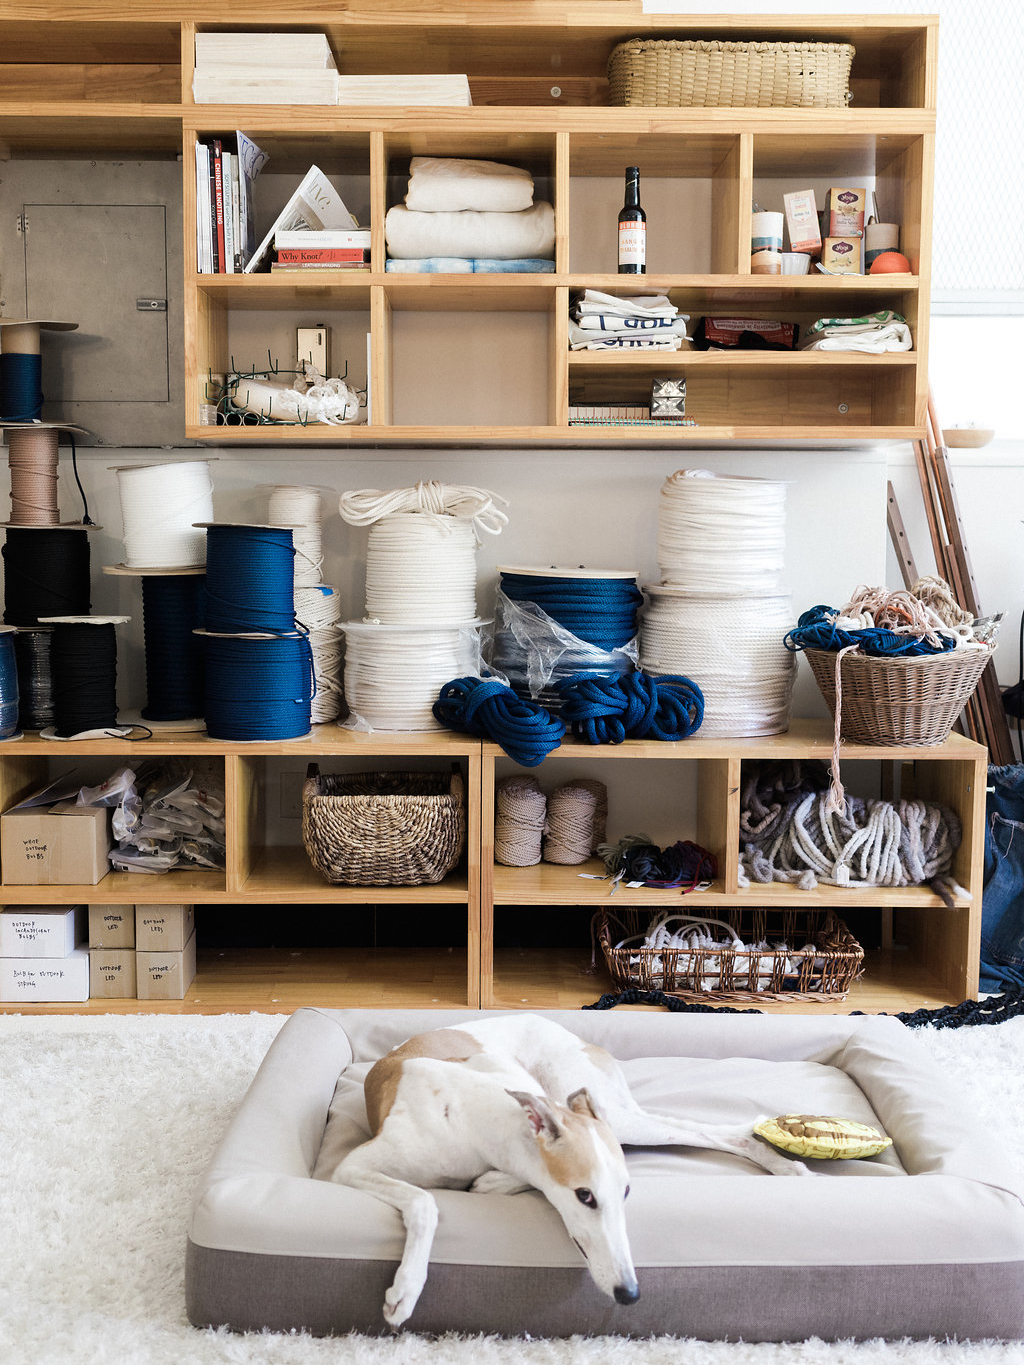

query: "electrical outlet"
left=296, top=325, right=330, bottom=377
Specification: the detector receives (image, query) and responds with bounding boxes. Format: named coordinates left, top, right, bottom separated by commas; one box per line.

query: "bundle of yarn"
left=597, top=833, right=717, bottom=893
left=641, top=469, right=795, bottom=737
left=737, top=759, right=965, bottom=905
left=493, top=774, right=608, bottom=866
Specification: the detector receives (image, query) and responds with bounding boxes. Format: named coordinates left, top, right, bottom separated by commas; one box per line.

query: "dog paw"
left=383, top=1283, right=419, bottom=1330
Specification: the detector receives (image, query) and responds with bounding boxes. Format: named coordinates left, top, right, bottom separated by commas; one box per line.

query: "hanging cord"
left=338, top=480, right=509, bottom=540
left=140, top=575, right=205, bottom=722
left=3, top=527, right=91, bottom=626
left=0, top=352, right=43, bottom=421
left=50, top=621, right=119, bottom=737
left=657, top=469, right=788, bottom=596
left=13, top=628, right=53, bottom=730
left=204, top=525, right=297, bottom=635
left=66, top=432, right=94, bottom=525
left=116, top=461, right=214, bottom=569
left=433, top=676, right=565, bottom=767
left=555, top=671, right=704, bottom=743
left=203, top=633, right=313, bottom=741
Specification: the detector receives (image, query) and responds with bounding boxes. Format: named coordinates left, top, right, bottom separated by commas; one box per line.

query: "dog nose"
left=614, top=1282, right=640, bottom=1305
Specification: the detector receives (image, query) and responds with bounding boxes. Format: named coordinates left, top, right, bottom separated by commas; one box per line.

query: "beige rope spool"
left=543, top=778, right=609, bottom=865
left=494, top=775, right=547, bottom=867
left=8, top=427, right=59, bottom=525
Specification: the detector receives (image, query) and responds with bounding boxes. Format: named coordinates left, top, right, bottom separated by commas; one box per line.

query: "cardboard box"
left=0, top=905, right=85, bottom=958
left=783, top=188, right=821, bottom=253
left=0, top=946, right=90, bottom=1002
left=1, top=784, right=111, bottom=886
left=826, top=187, right=866, bottom=238
left=88, top=904, right=135, bottom=949
left=136, top=929, right=197, bottom=1001
left=822, top=237, right=862, bottom=274
left=89, top=947, right=137, bottom=999
left=134, top=904, right=195, bottom=952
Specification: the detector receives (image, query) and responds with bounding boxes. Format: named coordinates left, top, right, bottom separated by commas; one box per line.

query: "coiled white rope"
left=641, top=588, right=796, bottom=736
left=364, top=514, right=479, bottom=624
left=116, top=460, right=214, bottom=568
left=338, top=480, right=509, bottom=540
left=657, top=469, right=788, bottom=595
left=268, top=485, right=324, bottom=587
left=543, top=778, right=609, bottom=865
left=295, top=585, right=343, bottom=723
left=339, top=622, right=478, bottom=732
left=494, top=775, right=548, bottom=867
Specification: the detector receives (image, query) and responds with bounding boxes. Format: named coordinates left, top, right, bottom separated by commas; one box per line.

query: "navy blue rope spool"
left=203, top=633, right=313, bottom=741
left=499, top=573, right=643, bottom=651
left=204, top=525, right=297, bottom=635
left=3, top=528, right=91, bottom=626
left=432, top=676, right=565, bottom=767
left=555, top=671, right=705, bottom=744
left=0, top=353, right=43, bottom=421
left=50, top=622, right=118, bottom=737
left=141, top=575, right=206, bottom=722
left=0, top=631, right=19, bottom=739
left=13, top=628, right=52, bottom=730
left=785, top=605, right=957, bottom=658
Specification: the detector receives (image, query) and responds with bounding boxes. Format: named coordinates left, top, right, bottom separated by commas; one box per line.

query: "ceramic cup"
left=780, top=252, right=811, bottom=275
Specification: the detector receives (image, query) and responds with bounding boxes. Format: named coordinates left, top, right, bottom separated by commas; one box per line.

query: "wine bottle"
left=617, top=166, right=646, bottom=274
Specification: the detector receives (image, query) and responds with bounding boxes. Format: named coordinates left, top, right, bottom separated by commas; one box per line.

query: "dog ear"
left=507, top=1090, right=561, bottom=1140
left=566, top=1087, right=600, bottom=1120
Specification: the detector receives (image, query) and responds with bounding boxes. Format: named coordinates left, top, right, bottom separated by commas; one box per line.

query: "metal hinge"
left=16, top=213, right=27, bottom=235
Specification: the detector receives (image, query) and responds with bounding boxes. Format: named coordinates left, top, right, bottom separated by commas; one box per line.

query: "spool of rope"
left=7, top=427, right=59, bottom=525
left=116, top=460, right=214, bottom=569
left=268, top=485, right=324, bottom=587
left=13, top=627, right=53, bottom=730
left=0, top=319, right=78, bottom=423
left=0, top=627, right=19, bottom=739
left=204, top=524, right=296, bottom=635
left=339, top=481, right=509, bottom=539
left=44, top=618, right=123, bottom=738
left=140, top=575, right=206, bottom=722
left=494, top=775, right=548, bottom=867
left=364, top=514, right=479, bottom=624
left=202, top=631, right=313, bottom=741
left=432, top=676, right=566, bottom=767
left=641, top=588, right=795, bottom=737
left=296, top=585, right=343, bottom=723
left=657, top=470, right=788, bottom=596
left=543, top=778, right=608, bottom=865
left=341, top=622, right=479, bottom=732
left=3, top=527, right=91, bottom=626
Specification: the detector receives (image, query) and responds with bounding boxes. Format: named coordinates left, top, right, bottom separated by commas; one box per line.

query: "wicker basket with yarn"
left=301, top=764, right=465, bottom=886
left=804, top=646, right=993, bottom=746
left=607, top=38, right=855, bottom=109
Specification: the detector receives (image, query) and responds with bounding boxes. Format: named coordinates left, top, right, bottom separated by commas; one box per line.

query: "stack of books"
left=192, top=31, right=340, bottom=104
left=195, top=129, right=269, bottom=274
left=271, top=228, right=372, bottom=272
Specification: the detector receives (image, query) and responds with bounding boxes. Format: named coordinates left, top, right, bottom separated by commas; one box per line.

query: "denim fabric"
left=981, top=765, right=1024, bottom=992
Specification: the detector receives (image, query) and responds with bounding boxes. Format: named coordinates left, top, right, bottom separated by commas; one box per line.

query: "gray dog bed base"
left=186, top=1008, right=1024, bottom=1341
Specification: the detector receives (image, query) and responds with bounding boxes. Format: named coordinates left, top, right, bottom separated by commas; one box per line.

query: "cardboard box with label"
left=135, top=904, right=194, bottom=952
left=0, top=946, right=90, bottom=1002
left=88, top=904, right=135, bottom=948
left=0, top=905, right=85, bottom=957
left=136, top=930, right=197, bottom=1001
left=826, top=187, right=867, bottom=238
left=1, top=781, right=111, bottom=885
left=822, top=237, right=863, bottom=274
left=89, top=947, right=137, bottom=999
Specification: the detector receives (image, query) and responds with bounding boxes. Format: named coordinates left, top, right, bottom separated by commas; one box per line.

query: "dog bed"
left=186, top=1008, right=1024, bottom=1340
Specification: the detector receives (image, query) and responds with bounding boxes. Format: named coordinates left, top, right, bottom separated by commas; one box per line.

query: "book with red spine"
left=275, top=247, right=370, bottom=264
left=211, top=139, right=226, bottom=274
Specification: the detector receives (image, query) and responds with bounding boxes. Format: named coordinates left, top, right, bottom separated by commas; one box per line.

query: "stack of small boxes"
left=0, top=905, right=90, bottom=1002
left=89, top=903, right=197, bottom=1001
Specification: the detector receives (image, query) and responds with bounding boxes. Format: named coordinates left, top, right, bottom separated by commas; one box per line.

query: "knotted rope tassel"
left=433, top=677, right=565, bottom=767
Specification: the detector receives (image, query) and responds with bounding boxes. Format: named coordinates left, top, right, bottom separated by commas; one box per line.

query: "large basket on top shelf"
left=301, top=764, right=465, bottom=886
left=597, top=907, right=863, bottom=1004
left=804, top=645, right=993, bottom=746
left=607, top=38, right=855, bottom=108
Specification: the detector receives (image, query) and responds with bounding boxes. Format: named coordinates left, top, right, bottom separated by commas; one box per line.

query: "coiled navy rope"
left=785, top=605, right=957, bottom=657
left=141, top=575, right=205, bottom=722
left=499, top=573, right=643, bottom=651
left=0, top=353, right=43, bottom=421
left=433, top=676, right=565, bottom=766
left=204, top=525, right=297, bottom=635
left=555, top=671, right=704, bottom=743
left=203, top=633, right=313, bottom=741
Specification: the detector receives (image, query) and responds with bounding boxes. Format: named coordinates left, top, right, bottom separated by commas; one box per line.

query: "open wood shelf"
left=239, top=846, right=470, bottom=903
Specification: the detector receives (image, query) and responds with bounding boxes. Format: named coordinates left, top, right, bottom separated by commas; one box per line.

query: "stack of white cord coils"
left=117, top=460, right=214, bottom=568
left=339, top=621, right=478, bottom=731
left=268, top=485, right=324, bottom=587
left=657, top=469, right=788, bottom=596
left=641, top=587, right=795, bottom=737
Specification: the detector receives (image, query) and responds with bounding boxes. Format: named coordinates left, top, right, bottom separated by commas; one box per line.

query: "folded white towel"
left=385, top=201, right=555, bottom=260
left=568, top=321, right=682, bottom=351
left=405, top=157, right=534, bottom=213
left=574, top=289, right=676, bottom=317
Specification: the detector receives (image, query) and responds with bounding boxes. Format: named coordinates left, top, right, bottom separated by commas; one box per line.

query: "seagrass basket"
left=301, top=764, right=465, bottom=886
left=804, top=646, right=993, bottom=746
left=597, top=907, right=863, bottom=1003
left=607, top=38, right=855, bottom=108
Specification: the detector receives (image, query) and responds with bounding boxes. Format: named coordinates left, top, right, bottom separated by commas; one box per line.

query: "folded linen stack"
left=385, top=157, right=555, bottom=271
left=800, top=309, right=913, bottom=353
left=568, top=290, right=690, bottom=350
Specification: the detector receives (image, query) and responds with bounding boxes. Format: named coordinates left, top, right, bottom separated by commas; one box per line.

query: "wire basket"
left=804, top=646, right=993, bottom=746
left=301, top=764, right=465, bottom=886
left=607, top=38, right=855, bottom=108
left=597, top=907, right=863, bottom=1003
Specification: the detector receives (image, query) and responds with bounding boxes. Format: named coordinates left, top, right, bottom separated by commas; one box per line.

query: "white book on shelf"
left=274, top=227, right=370, bottom=249
left=192, top=68, right=340, bottom=105
left=245, top=165, right=359, bottom=274
left=336, top=74, right=472, bottom=106
left=235, top=129, right=269, bottom=270
left=195, top=31, right=337, bottom=68
left=194, top=140, right=213, bottom=273
left=221, top=150, right=235, bottom=273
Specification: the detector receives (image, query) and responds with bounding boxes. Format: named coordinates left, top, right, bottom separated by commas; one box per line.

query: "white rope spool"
left=339, top=621, right=479, bottom=732
left=116, top=460, right=214, bottom=569
left=295, top=585, right=343, bottom=724
left=640, top=587, right=796, bottom=737
left=494, top=775, right=547, bottom=867
left=338, top=480, right=509, bottom=539
left=364, top=513, right=479, bottom=624
left=268, top=486, right=324, bottom=587
left=657, top=469, right=788, bottom=596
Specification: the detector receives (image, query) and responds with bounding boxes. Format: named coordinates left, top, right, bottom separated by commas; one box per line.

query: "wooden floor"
left=0, top=945, right=964, bottom=1016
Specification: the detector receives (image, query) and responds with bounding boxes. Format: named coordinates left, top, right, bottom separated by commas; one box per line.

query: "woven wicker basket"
left=301, top=764, right=465, bottom=886
left=804, top=646, right=993, bottom=746
left=597, top=907, right=863, bottom=1003
left=607, top=38, right=854, bottom=108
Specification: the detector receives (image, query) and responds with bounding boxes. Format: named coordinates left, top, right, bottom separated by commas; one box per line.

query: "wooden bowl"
left=943, top=428, right=995, bottom=448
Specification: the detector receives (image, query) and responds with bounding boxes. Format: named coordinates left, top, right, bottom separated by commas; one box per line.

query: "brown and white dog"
left=330, top=1014, right=806, bottom=1327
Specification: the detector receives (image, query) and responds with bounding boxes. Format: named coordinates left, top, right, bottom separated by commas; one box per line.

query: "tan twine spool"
left=494, top=775, right=547, bottom=866
left=8, top=426, right=60, bottom=525
left=543, top=778, right=609, bottom=865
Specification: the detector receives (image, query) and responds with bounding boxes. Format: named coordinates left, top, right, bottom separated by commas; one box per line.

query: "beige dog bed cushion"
left=186, top=1008, right=1024, bottom=1340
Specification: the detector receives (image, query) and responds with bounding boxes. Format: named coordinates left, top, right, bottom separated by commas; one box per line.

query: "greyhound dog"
left=330, top=1014, right=807, bottom=1327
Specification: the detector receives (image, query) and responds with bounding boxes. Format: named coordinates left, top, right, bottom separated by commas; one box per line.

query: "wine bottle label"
left=618, top=222, right=646, bottom=266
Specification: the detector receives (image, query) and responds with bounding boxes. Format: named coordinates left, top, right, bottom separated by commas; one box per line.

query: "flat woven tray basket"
left=597, top=907, right=863, bottom=1003
left=607, top=38, right=854, bottom=108
left=301, top=764, right=465, bottom=886
left=804, top=646, right=993, bottom=746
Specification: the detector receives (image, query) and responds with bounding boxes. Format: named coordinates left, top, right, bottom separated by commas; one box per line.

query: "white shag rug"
left=2, top=1011, right=1023, bottom=1365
